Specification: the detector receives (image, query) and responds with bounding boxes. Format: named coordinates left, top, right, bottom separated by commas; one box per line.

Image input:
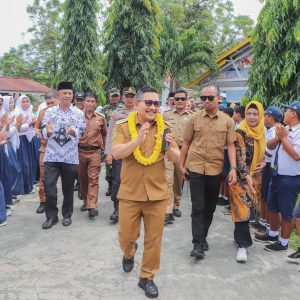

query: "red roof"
left=0, top=76, right=51, bottom=93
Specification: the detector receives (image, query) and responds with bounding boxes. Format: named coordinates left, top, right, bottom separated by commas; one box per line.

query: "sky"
left=0, top=0, right=264, bottom=55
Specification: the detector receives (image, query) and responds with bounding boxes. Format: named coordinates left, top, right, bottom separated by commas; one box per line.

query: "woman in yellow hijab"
left=229, top=100, right=266, bottom=263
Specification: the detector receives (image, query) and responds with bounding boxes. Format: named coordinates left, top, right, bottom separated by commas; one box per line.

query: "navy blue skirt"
left=32, top=136, right=41, bottom=182
left=7, top=142, right=24, bottom=196
left=0, top=145, right=13, bottom=205
left=17, top=136, right=35, bottom=194
left=0, top=181, right=7, bottom=224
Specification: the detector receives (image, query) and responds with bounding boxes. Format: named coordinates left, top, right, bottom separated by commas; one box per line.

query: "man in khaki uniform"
left=35, top=91, right=59, bottom=214
left=112, top=86, right=179, bottom=299
left=180, top=83, right=237, bottom=259
left=78, top=92, right=107, bottom=218
left=163, top=88, right=194, bottom=224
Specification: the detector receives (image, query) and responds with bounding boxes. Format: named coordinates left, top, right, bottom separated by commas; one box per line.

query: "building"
left=0, top=76, right=51, bottom=98
left=187, top=37, right=253, bottom=103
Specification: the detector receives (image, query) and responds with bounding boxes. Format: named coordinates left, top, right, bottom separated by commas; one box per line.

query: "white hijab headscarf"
left=14, top=95, right=35, bottom=142
left=0, top=95, right=5, bottom=117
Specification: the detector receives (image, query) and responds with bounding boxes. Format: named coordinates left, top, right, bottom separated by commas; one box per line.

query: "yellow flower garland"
left=128, top=111, right=165, bottom=166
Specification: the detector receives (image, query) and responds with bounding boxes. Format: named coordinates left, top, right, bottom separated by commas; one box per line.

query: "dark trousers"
left=111, top=159, right=122, bottom=208
left=44, top=162, right=77, bottom=219
left=234, top=221, right=252, bottom=248
left=190, top=171, right=222, bottom=244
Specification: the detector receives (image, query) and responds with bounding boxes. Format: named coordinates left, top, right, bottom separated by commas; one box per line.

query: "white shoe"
left=0, top=220, right=7, bottom=227
left=6, top=205, right=14, bottom=211
left=236, top=247, right=247, bottom=262
left=6, top=210, right=12, bottom=217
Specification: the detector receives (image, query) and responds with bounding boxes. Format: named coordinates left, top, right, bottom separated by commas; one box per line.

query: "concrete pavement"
left=1, top=172, right=299, bottom=300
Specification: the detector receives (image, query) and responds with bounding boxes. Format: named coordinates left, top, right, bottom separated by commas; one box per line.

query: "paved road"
left=1, top=172, right=299, bottom=300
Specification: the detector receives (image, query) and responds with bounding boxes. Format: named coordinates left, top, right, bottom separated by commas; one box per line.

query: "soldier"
left=35, top=91, right=59, bottom=214
left=100, top=88, right=121, bottom=196
left=111, top=86, right=180, bottom=298
left=105, top=87, right=137, bottom=222
left=78, top=92, right=107, bottom=218
left=163, top=89, right=194, bottom=224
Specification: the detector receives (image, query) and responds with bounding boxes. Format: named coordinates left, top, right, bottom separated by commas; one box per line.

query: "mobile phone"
left=162, top=127, right=171, bottom=152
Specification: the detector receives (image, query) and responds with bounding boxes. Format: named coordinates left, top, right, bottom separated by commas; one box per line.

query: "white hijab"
left=0, top=95, right=5, bottom=117
left=14, top=95, right=35, bottom=142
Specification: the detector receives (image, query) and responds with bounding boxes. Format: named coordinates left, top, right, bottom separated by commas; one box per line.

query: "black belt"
left=79, top=146, right=101, bottom=151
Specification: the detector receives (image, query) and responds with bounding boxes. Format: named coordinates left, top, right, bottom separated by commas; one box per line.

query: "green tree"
left=27, top=0, right=63, bottom=87
left=104, top=0, right=162, bottom=90
left=61, top=0, right=105, bottom=98
left=248, top=0, right=300, bottom=106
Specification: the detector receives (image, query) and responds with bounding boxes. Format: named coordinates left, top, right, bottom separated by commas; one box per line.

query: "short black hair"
left=234, top=105, right=245, bottom=119
left=84, top=92, right=98, bottom=101
left=175, top=88, right=188, bottom=98
left=168, top=92, right=175, bottom=98
left=136, top=86, right=158, bottom=101
left=248, top=103, right=258, bottom=111
left=202, top=83, right=220, bottom=96
left=222, top=107, right=234, bottom=118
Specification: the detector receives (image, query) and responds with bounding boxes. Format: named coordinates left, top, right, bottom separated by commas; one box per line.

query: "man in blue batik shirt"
left=41, top=82, right=86, bottom=229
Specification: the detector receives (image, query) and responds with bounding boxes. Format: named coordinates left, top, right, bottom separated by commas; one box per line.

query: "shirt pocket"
left=214, top=126, right=227, bottom=146
left=194, top=125, right=204, bottom=141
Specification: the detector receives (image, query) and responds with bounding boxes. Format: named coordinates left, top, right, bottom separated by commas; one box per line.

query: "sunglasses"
left=174, top=97, right=187, bottom=102
left=200, top=95, right=217, bottom=101
left=142, top=100, right=161, bottom=107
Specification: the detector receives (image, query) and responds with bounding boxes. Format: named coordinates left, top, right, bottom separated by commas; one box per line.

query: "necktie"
left=272, top=142, right=281, bottom=177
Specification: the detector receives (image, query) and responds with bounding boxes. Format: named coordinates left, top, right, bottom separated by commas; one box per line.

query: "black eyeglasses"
left=142, top=100, right=161, bottom=107
left=200, top=95, right=218, bottom=102
left=174, top=97, right=187, bottom=102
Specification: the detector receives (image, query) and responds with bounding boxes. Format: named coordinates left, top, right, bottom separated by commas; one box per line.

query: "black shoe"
left=201, top=240, right=209, bottom=251
left=250, top=221, right=266, bottom=231
left=287, top=248, right=300, bottom=264
left=173, top=208, right=181, bottom=217
left=217, top=197, right=229, bottom=206
left=254, top=233, right=278, bottom=243
left=265, top=241, right=288, bottom=252
left=42, top=217, right=58, bottom=229
left=80, top=204, right=88, bottom=212
left=88, top=208, right=99, bottom=218
left=138, top=278, right=159, bottom=298
left=164, top=213, right=174, bottom=225
left=36, top=203, right=46, bottom=214
left=62, top=217, right=72, bottom=226
left=110, top=207, right=118, bottom=222
left=122, top=243, right=138, bottom=273
left=105, top=189, right=111, bottom=196
left=190, top=243, right=205, bottom=259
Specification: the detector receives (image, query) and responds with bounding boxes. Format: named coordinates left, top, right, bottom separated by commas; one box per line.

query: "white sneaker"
left=236, top=247, right=247, bottom=262
left=0, top=220, right=7, bottom=227
left=6, top=210, right=12, bottom=217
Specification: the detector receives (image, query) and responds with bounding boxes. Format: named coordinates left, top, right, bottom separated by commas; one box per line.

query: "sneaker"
left=265, top=241, right=288, bottom=252
left=286, top=249, right=300, bottom=264
left=250, top=221, right=266, bottom=231
left=6, top=205, right=14, bottom=211
left=6, top=210, right=12, bottom=217
left=236, top=247, right=247, bottom=263
left=0, top=220, right=7, bottom=227
left=190, top=243, right=205, bottom=259
left=254, top=233, right=278, bottom=243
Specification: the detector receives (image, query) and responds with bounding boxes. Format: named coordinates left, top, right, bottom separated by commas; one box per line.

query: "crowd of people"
left=1, top=82, right=300, bottom=298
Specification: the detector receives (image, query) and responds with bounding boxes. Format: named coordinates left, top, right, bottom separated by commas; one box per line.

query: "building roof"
left=0, top=76, right=51, bottom=94
left=187, top=37, right=252, bottom=89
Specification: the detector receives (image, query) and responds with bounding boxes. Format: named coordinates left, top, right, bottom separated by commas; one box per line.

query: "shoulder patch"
left=116, top=118, right=128, bottom=125
left=164, top=120, right=173, bottom=128
left=94, top=111, right=105, bottom=118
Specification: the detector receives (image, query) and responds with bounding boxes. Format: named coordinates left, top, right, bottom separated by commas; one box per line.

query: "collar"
left=173, top=109, right=189, bottom=115
left=290, top=123, right=300, bottom=132
left=202, top=109, right=221, bottom=119
left=136, top=113, right=157, bottom=126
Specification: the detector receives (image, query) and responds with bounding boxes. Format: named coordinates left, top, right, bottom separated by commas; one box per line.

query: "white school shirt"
left=265, top=126, right=276, bottom=164
left=277, top=123, right=300, bottom=176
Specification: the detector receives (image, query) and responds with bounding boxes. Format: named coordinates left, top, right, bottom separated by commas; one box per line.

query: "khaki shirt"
left=79, top=112, right=107, bottom=148
left=35, top=108, right=47, bottom=153
left=163, top=109, right=194, bottom=147
left=183, top=110, right=236, bottom=175
left=112, top=116, right=169, bottom=201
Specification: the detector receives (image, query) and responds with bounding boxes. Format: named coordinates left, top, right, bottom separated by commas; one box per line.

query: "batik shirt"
left=42, top=105, right=86, bottom=164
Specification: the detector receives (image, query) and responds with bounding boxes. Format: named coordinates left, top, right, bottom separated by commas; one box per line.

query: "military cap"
left=110, top=88, right=120, bottom=96
left=122, top=87, right=136, bottom=95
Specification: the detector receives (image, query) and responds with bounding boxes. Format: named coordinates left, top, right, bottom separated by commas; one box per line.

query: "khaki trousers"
left=165, top=158, right=183, bottom=214
left=39, top=151, right=46, bottom=203
left=78, top=150, right=101, bottom=209
left=119, top=199, right=167, bottom=279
